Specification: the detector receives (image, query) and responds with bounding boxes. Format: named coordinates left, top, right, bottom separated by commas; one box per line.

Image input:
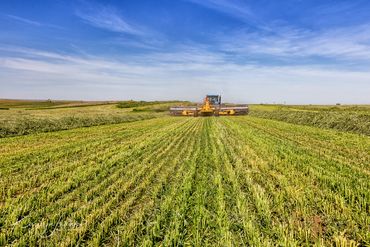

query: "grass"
left=250, top=104, right=370, bottom=135
left=0, top=113, right=159, bottom=138
left=0, top=109, right=369, bottom=246
left=116, top=100, right=187, bottom=109
left=0, top=102, right=166, bottom=137
left=0, top=100, right=194, bottom=137
left=0, top=99, right=114, bottom=109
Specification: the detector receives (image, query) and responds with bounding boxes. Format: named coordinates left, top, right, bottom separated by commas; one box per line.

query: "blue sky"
left=1, top=0, right=370, bottom=103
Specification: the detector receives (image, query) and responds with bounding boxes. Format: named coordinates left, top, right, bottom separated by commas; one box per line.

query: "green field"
left=0, top=100, right=177, bottom=138
left=0, top=101, right=369, bottom=246
left=249, top=104, right=370, bottom=136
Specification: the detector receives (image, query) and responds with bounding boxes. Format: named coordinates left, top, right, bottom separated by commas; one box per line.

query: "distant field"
left=0, top=99, right=116, bottom=109
left=250, top=104, right=370, bottom=136
left=0, top=100, right=369, bottom=246
left=0, top=99, right=175, bottom=137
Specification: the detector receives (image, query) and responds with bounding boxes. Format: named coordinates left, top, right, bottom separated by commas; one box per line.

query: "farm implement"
left=170, top=95, right=248, bottom=117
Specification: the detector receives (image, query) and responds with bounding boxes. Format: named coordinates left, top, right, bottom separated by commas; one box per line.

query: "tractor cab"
left=206, top=95, right=221, bottom=106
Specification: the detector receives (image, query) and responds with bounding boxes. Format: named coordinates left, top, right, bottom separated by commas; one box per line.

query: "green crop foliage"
left=116, top=100, right=186, bottom=109
left=0, top=111, right=369, bottom=246
left=250, top=104, right=370, bottom=136
left=0, top=103, right=166, bottom=138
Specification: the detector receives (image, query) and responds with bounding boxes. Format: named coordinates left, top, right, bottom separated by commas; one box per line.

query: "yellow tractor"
left=170, top=95, right=248, bottom=117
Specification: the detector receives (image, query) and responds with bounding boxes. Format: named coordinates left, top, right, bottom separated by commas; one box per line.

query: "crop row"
left=0, top=116, right=369, bottom=246
left=250, top=108, right=370, bottom=136
left=0, top=112, right=160, bottom=138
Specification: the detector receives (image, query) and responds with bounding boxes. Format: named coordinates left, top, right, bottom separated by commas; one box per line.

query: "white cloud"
left=2, top=1, right=370, bottom=104
left=75, top=5, right=143, bottom=35
left=184, top=0, right=254, bottom=22
left=3, top=14, right=63, bottom=29
left=1, top=46, right=369, bottom=103
left=217, top=24, right=370, bottom=62
left=5, top=14, right=42, bottom=26
left=182, top=0, right=370, bottom=62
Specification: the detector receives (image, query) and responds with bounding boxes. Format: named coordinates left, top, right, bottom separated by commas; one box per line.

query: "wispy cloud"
left=184, top=0, right=254, bottom=22
left=5, top=14, right=42, bottom=26
left=216, top=23, right=370, bottom=64
left=75, top=4, right=143, bottom=35
left=1, top=46, right=369, bottom=103
left=183, top=0, right=370, bottom=63
left=3, top=14, right=62, bottom=29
